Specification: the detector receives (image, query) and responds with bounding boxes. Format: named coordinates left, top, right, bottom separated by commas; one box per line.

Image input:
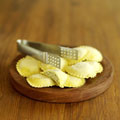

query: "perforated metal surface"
left=46, top=53, right=61, bottom=68
left=60, top=47, right=78, bottom=60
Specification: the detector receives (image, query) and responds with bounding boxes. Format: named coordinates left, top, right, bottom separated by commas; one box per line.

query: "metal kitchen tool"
left=17, top=40, right=61, bottom=68
left=17, top=39, right=78, bottom=60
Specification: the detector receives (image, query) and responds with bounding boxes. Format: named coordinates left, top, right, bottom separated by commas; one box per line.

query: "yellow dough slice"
left=43, top=69, right=69, bottom=88
left=39, top=57, right=68, bottom=71
left=67, top=47, right=88, bottom=65
left=75, top=46, right=103, bottom=62
left=26, top=74, right=55, bottom=88
left=64, top=75, right=86, bottom=87
left=65, top=61, right=103, bottom=79
left=16, top=56, right=40, bottom=77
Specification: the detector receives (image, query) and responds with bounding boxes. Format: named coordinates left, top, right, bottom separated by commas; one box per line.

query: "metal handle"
left=17, top=40, right=46, bottom=62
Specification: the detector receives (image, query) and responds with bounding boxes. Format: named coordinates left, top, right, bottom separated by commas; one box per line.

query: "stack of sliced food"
left=16, top=46, right=103, bottom=88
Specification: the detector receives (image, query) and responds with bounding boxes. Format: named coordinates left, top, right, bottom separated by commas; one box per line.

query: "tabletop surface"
left=0, top=0, right=120, bottom=120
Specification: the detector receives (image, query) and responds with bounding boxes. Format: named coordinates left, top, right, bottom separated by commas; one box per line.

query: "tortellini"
left=65, top=61, right=103, bottom=78
left=26, top=74, right=55, bottom=88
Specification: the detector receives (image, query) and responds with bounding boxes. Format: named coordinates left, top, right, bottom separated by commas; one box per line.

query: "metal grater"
left=17, top=40, right=78, bottom=60
left=17, top=40, right=61, bottom=68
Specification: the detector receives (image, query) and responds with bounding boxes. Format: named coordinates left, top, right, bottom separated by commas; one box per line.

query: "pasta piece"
left=43, top=69, right=69, bottom=88
left=26, top=74, right=55, bottom=88
left=65, top=75, right=86, bottom=87
left=91, top=61, right=103, bottom=73
left=65, top=61, right=103, bottom=79
left=67, top=46, right=103, bottom=65
left=75, top=46, right=103, bottom=62
left=16, top=56, right=40, bottom=77
left=39, top=57, right=68, bottom=71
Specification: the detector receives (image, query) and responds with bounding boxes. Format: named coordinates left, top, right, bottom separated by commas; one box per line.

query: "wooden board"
left=9, top=55, right=114, bottom=103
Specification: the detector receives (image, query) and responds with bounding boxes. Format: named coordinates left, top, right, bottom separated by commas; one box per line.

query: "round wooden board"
left=9, top=55, right=114, bottom=103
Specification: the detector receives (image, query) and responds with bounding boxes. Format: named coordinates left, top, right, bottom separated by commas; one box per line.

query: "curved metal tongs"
left=17, top=39, right=78, bottom=68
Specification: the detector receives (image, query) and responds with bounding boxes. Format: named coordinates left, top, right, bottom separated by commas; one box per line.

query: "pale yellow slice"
left=39, top=57, right=68, bottom=71
left=65, top=61, right=103, bottom=79
left=64, top=75, right=86, bottom=87
left=43, top=69, right=69, bottom=88
left=16, top=56, right=40, bottom=77
left=26, top=74, right=55, bottom=88
left=75, top=46, right=103, bottom=62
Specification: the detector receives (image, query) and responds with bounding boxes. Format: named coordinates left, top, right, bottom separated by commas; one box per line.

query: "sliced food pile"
left=16, top=46, right=103, bottom=88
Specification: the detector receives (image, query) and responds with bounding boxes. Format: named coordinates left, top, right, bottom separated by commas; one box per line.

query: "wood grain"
left=9, top=55, right=113, bottom=103
left=0, top=0, right=120, bottom=119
